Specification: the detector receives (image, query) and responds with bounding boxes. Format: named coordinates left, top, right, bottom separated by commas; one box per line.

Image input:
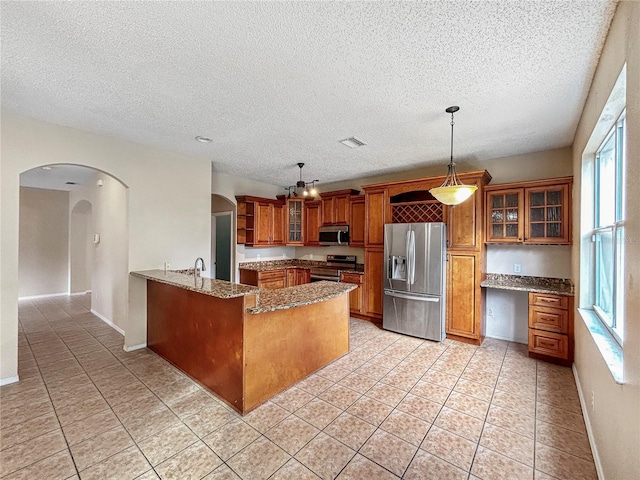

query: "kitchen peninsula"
left=131, top=270, right=356, bottom=414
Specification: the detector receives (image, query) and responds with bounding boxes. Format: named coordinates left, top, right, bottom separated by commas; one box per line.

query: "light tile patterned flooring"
left=0, top=294, right=598, bottom=479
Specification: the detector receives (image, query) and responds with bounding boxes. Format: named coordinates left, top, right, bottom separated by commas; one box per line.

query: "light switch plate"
left=514, top=264, right=522, bottom=273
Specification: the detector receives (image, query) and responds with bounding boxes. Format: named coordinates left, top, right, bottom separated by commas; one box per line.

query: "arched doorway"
left=19, top=164, right=128, bottom=334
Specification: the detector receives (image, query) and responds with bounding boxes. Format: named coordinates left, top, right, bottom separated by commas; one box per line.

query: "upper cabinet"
left=236, top=196, right=285, bottom=247
left=320, top=189, right=360, bottom=226
left=286, top=198, right=304, bottom=246
left=304, top=200, right=322, bottom=246
left=485, top=177, right=572, bottom=245
left=349, top=196, right=365, bottom=247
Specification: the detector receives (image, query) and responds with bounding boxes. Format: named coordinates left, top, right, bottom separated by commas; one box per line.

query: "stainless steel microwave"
left=318, top=225, right=349, bottom=246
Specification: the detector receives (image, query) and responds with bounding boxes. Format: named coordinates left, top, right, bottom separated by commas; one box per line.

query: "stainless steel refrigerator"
left=383, top=222, right=447, bottom=341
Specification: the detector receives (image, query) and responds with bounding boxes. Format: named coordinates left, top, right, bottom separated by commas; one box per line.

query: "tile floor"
left=0, top=294, right=598, bottom=479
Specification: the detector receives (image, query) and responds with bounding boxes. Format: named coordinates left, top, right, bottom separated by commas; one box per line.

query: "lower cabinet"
left=528, top=292, right=574, bottom=364
left=239, top=269, right=286, bottom=290
left=364, top=249, right=384, bottom=320
left=287, top=268, right=310, bottom=287
left=446, top=252, right=482, bottom=343
left=340, top=272, right=364, bottom=316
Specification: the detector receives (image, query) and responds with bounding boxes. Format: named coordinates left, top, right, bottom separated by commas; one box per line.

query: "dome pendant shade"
left=429, top=106, right=477, bottom=206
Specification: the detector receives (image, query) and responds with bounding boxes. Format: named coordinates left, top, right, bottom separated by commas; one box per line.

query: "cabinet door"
left=304, top=202, right=321, bottom=246
left=321, top=197, right=335, bottom=225
left=485, top=189, right=524, bottom=243
left=296, top=269, right=310, bottom=285
left=254, top=203, right=273, bottom=245
left=447, top=189, right=479, bottom=250
left=365, top=249, right=384, bottom=317
left=286, top=269, right=297, bottom=287
left=334, top=195, right=350, bottom=225
left=272, top=204, right=285, bottom=245
left=341, top=273, right=363, bottom=314
left=525, top=184, right=570, bottom=244
left=365, top=189, right=386, bottom=247
left=446, top=253, right=480, bottom=339
left=286, top=199, right=304, bottom=245
left=350, top=197, right=365, bottom=247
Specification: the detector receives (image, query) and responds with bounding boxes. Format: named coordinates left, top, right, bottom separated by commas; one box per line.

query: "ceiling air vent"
left=65, top=181, right=78, bottom=185
left=339, top=137, right=366, bottom=148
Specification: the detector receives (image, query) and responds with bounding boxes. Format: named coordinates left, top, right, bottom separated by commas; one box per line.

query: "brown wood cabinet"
left=361, top=170, right=491, bottom=337
left=236, top=196, right=285, bottom=247
left=349, top=196, right=365, bottom=247
left=320, top=189, right=360, bottom=226
left=340, top=272, right=365, bottom=316
left=364, top=248, right=384, bottom=320
left=287, top=268, right=310, bottom=287
left=286, top=199, right=304, bottom=246
left=485, top=177, right=572, bottom=245
left=446, top=252, right=482, bottom=341
left=304, top=200, right=322, bottom=246
left=364, top=188, right=387, bottom=248
left=528, top=292, right=574, bottom=365
left=239, top=269, right=287, bottom=290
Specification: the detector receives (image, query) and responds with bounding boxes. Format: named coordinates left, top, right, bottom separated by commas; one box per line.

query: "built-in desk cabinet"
left=528, top=292, right=574, bottom=365
left=485, top=177, right=572, bottom=245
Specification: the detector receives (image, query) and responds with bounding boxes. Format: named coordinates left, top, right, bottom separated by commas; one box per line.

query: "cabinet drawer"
left=259, top=278, right=286, bottom=290
left=528, top=329, right=569, bottom=359
left=529, top=293, right=568, bottom=309
left=529, top=306, right=568, bottom=334
left=258, top=270, right=286, bottom=281
left=341, top=273, right=363, bottom=285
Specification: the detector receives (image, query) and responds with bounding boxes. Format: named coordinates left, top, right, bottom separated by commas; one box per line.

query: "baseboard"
left=69, top=290, right=91, bottom=296
left=0, top=375, right=20, bottom=386
left=572, top=364, right=605, bottom=480
left=90, top=309, right=125, bottom=335
left=18, top=292, right=68, bottom=300
left=124, top=343, right=147, bottom=352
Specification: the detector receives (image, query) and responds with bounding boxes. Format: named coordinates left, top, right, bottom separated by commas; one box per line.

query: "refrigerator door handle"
left=409, top=230, right=416, bottom=285
left=384, top=290, right=440, bottom=302
left=405, top=231, right=411, bottom=289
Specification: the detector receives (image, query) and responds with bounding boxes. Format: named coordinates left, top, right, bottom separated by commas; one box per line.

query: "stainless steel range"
left=309, top=255, right=358, bottom=282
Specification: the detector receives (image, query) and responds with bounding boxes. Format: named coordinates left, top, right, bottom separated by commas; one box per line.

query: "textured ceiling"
left=20, top=164, right=98, bottom=191
left=2, top=1, right=616, bottom=188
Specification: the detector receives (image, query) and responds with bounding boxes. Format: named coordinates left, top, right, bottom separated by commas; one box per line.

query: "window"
left=591, top=111, right=625, bottom=345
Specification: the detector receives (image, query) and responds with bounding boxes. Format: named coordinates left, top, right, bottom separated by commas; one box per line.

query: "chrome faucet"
left=194, top=257, right=206, bottom=277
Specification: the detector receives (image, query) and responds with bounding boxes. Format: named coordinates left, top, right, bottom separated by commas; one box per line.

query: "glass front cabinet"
left=287, top=199, right=304, bottom=246
left=485, top=178, right=572, bottom=245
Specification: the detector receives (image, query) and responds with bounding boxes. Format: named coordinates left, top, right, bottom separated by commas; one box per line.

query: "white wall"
left=69, top=172, right=129, bottom=331
left=18, top=187, right=70, bottom=297
left=1, top=113, right=212, bottom=382
left=69, top=199, right=93, bottom=294
left=571, top=2, right=640, bottom=478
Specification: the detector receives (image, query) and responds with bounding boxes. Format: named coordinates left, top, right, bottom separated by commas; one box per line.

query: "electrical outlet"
left=487, top=308, right=494, bottom=316
left=257, top=254, right=261, bottom=261
left=164, top=262, right=171, bottom=272
left=514, top=264, right=522, bottom=273
left=591, top=391, right=595, bottom=412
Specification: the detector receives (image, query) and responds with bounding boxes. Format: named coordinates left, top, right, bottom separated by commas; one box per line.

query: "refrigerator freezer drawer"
left=383, top=290, right=445, bottom=342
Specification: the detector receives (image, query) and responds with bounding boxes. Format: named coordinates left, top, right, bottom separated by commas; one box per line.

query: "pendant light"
left=429, top=106, right=477, bottom=206
left=286, top=163, right=319, bottom=198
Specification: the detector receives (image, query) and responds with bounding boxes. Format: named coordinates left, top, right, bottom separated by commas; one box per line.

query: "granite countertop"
left=131, top=270, right=260, bottom=299
left=481, top=273, right=574, bottom=296
left=131, top=270, right=357, bottom=311
left=246, top=281, right=357, bottom=314
left=239, top=259, right=365, bottom=274
left=239, top=259, right=325, bottom=271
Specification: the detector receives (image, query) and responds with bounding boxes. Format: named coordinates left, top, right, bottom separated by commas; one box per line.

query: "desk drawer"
left=529, top=293, right=568, bottom=310
left=528, top=329, right=569, bottom=360
left=529, top=306, right=568, bottom=334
